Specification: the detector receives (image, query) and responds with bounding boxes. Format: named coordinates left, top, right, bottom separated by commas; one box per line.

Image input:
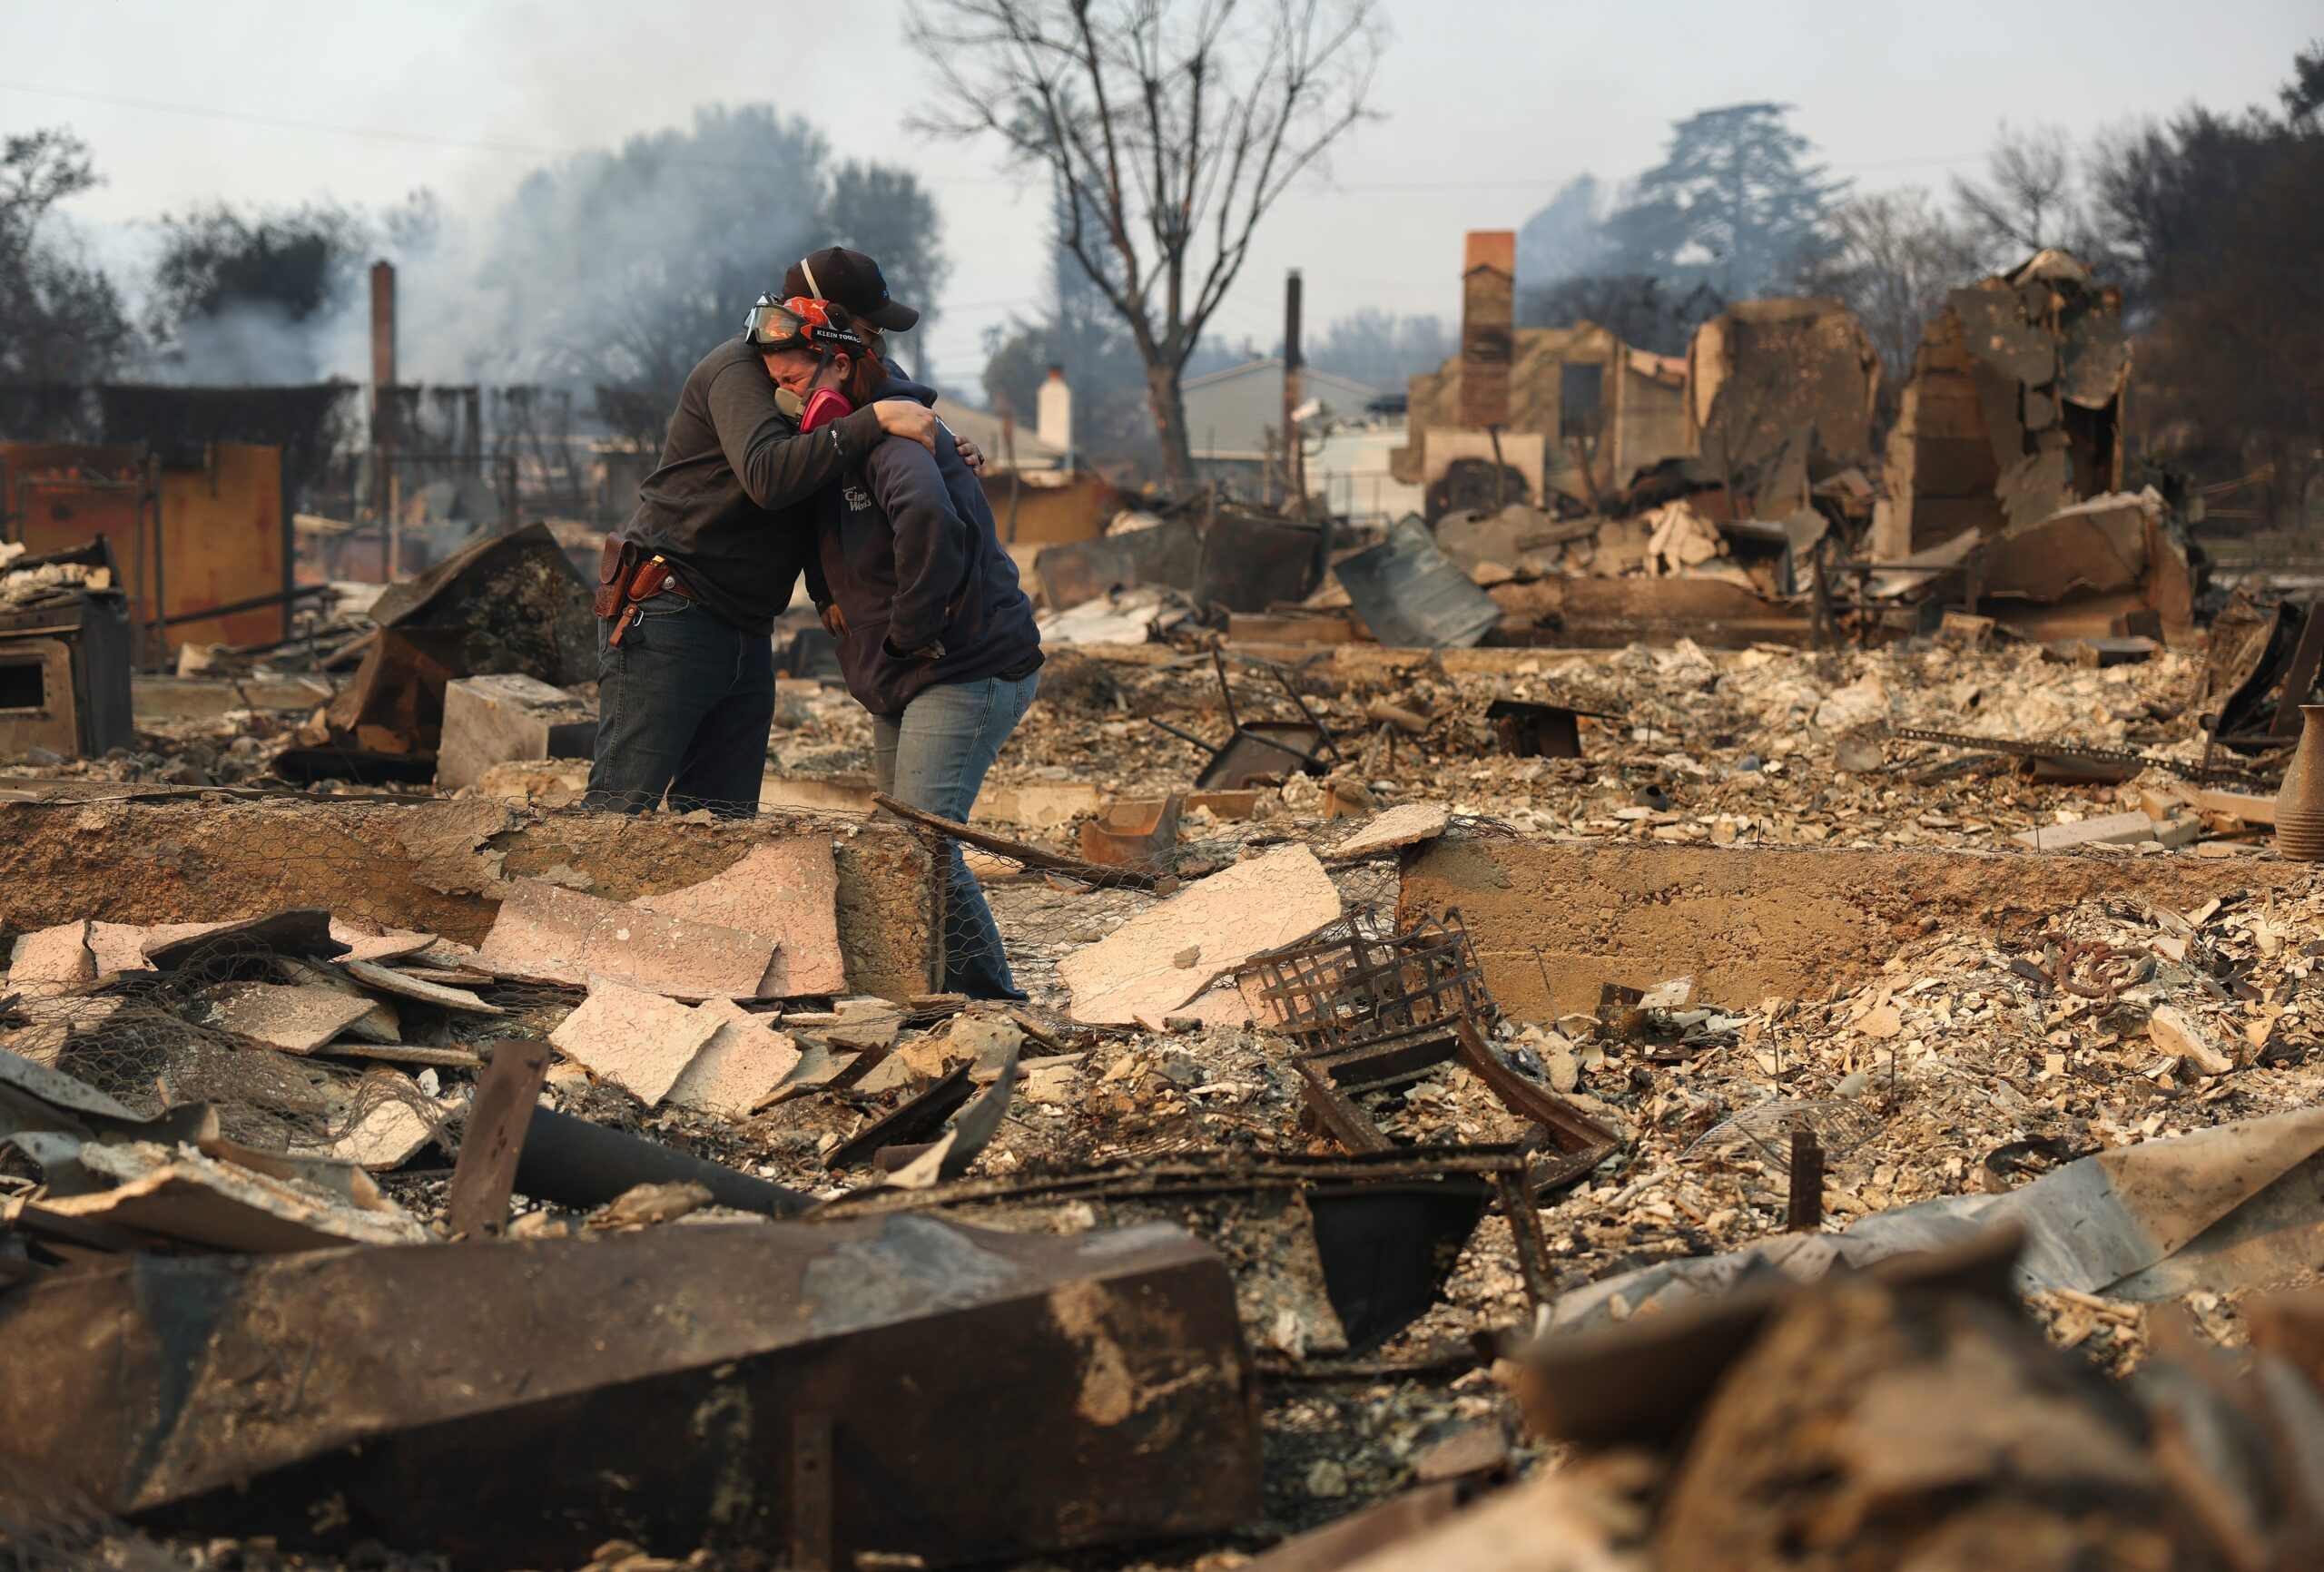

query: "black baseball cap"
left=783, top=247, right=919, bottom=332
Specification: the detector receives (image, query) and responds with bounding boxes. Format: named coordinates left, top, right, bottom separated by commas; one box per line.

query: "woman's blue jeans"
left=872, top=671, right=1039, bottom=999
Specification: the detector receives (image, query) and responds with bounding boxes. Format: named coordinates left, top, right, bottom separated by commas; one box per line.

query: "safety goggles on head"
left=741, top=293, right=867, bottom=356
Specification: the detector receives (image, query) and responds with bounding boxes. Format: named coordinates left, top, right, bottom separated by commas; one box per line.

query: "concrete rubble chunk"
left=2010, top=810, right=2188, bottom=851
left=6, top=921, right=95, bottom=994
left=340, top=958, right=505, bottom=1016
left=665, top=997, right=803, bottom=1119
left=1333, top=802, right=1452, bottom=858
left=436, top=673, right=597, bottom=791
left=478, top=879, right=782, bottom=1001
left=2151, top=1004, right=2233, bottom=1076
left=549, top=978, right=724, bottom=1105
left=635, top=839, right=844, bottom=997
left=202, top=982, right=383, bottom=1055
left=1060, top=844, right=1341, bottom=1026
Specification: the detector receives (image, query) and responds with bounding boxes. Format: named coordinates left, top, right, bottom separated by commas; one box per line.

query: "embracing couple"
left=583, top=246, right=1041, bottom=1002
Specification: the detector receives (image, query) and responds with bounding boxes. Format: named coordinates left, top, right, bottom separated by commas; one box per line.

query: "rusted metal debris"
left=1149, top=647, right=1342, bottom=791
left=1244, top=909, right=1497, bottom=1054
left=1243, top=911, right=1619, bottom=1213
left=1484, top=696, right=1601, bottom=759
left=1787, top=1128, right=1824, bottom=1232
left=0, top=538, right=136, bottom=761
left=1334, top=516, right=1503, bottom=649
left=442, top=1037, right=548, bottom=1239
left=0, top=1213, right=1261, bottom=1568
left=824, top=1059, right=974, bottom=1171
left=821, top=1145, right=1548, bottom=1351
left=1078, top=792, right=1182, bottom=869
left=1894, top=725, right=2260, bottom=787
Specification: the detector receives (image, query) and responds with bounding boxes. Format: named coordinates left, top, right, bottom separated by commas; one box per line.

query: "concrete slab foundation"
left=0, top=800, right=939, bottom=1000
left=1401, top=838, right=2320, bottom=1020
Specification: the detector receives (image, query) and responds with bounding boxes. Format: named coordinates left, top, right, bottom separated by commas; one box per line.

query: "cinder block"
left=438, top=673, right=596, bottom=790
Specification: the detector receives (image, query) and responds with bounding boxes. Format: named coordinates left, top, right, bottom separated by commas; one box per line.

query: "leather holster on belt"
left=595, top=535, right=645, bottom=619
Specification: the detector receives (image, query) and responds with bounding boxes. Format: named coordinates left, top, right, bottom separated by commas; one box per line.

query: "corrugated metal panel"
left=1182, top=359, right=1380, bottom=460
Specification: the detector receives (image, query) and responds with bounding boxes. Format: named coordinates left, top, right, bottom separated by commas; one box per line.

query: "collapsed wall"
left=0, top=799, right=940, bottom=999
left=1879, top=249, right=2130, bottom=555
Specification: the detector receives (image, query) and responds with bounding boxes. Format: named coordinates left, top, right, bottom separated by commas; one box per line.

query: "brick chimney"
left=1458, top=231, right=1515, bottom=430
left=1036, top=365, right=1073, bottom=467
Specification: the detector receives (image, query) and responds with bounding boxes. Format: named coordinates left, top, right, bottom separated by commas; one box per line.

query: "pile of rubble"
left=5, top=677, right=2323, bottom=1570
left=5, top=496, right=2324, bottom=1567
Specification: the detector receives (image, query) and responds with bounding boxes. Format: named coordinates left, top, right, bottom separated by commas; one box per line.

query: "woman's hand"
left=821, top=603, right=847, bottom=639
left=954, top=435, right=986, bottom=472
left=873, top=400, right=941, bottom=454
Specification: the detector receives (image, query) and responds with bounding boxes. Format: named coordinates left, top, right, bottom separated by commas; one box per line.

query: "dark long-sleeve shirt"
left=806, top=377, right=1040, bottom=716
left=625, top=338, right=884, bottom=634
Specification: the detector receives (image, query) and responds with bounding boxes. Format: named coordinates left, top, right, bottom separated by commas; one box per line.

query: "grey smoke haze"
left=4, top=0, right=2315, bottom=390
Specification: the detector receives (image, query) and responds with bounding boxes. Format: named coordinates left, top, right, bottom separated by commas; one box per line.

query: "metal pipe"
left=514, top=1105, right=811, bottom=1217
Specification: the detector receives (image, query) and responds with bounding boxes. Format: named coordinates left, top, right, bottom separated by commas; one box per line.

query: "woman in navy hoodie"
left=760, top=290, right=1042, bottom=1000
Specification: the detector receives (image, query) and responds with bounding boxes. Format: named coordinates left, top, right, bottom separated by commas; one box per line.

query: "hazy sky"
left=3, top=0, right=2313, bottom=391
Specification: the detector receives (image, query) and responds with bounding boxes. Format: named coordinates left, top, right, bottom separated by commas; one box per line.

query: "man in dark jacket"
left=583, top=254, right=972, bottom=816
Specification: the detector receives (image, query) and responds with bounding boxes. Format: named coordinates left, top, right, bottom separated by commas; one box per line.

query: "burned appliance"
left=0, top=538, right=135, bottom=760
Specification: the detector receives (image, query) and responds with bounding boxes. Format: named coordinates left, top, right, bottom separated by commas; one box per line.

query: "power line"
left=0, top=76, right=1989, bottom=196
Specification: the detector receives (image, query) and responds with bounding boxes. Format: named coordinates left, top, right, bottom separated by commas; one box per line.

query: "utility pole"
left=1281, top=269, right=1305, bottom=516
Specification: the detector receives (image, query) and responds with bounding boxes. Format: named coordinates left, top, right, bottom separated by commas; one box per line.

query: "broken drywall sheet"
left=7, top=921, right=94, bottom=994
left=328, top=919, right=439, bottom=965
left=1059, top=844, right=1341, bottom=1026
left=19, top=1140, right=428, bottom=1253
left=635, top=839, right=844, bottom=997
left=202, top=983, right=381, bottom=1055
left=88, top=922, right=220, bottom=977
left=1334, top=803, right=1452, bottom=859
left=548, top=978, right=723, bottom=1105
left=665, top=997, right=802, bottom=1118
left=340, top=958, right=504, bottom=1016
left=478, top=879, right=780, bottom=1000
left=329, top=1086, right=455, bottom=1172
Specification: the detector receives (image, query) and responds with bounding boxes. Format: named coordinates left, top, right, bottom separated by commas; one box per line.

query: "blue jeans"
left=873, top=672, right=1040, bottom=999
left=583, top=594, right=774, bottom=817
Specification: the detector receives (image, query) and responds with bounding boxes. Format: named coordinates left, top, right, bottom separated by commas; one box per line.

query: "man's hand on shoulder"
left=872, top=400, right=940, bottom=455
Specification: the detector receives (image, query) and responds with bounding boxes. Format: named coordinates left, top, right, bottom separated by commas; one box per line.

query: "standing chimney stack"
left=369, top=260, right=399, bottom=553
left=1036, top=366, right=1073, bottom=470
left=1458, top=231, right=1515, bottom=431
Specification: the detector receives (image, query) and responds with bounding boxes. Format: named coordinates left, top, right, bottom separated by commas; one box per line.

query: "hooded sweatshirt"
left=625, top=337, right=887, bottom=634
left=806, top=376, right=1042, bottom=717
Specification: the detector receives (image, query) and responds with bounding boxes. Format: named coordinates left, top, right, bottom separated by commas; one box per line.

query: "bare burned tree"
left=1953, top=122, right=2095, bottom=266
left=908, top=0, right=1384, bottom=487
